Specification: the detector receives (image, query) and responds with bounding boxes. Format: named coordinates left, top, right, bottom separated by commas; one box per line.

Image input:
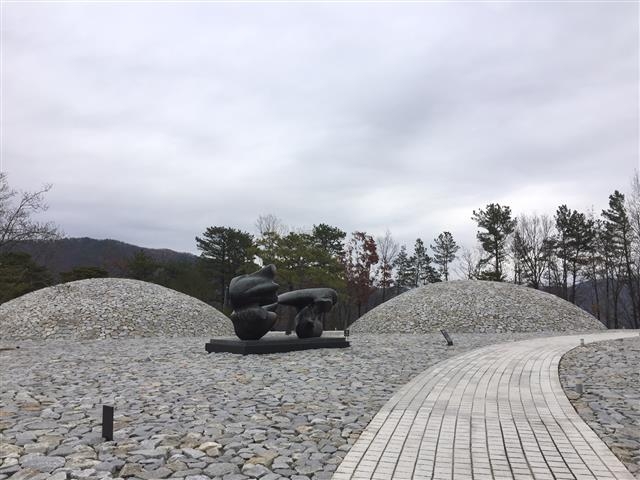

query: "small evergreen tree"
left=472, top=203, right=516, bottom=281
left=196, top=226, right=256, bottom=307
left=430, top=231, right=459, bottom=281
left=393, top=245, right=415, bottom=293
left=60, top=266, right=109, bottom=283
left=0, top=252, right=52, bottom=303
left=412, top=238, right=440, bottom=285
left=312, top=223, right=346, bottom=258
left=126, top=250, right=157, bottom=281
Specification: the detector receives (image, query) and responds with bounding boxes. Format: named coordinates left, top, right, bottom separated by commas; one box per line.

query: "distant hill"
left=8, top=237, right=198, bottom=277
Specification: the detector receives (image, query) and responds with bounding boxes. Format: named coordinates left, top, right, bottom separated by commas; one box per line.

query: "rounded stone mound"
left=351, top=280, right=605, bottom=333
left=0, top=278, right=234, bottom=340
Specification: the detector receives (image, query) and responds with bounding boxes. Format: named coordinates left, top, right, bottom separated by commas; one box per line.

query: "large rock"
left=0, top=278, right=233, bottom=340
left=351, top=280, right=605, bottom=334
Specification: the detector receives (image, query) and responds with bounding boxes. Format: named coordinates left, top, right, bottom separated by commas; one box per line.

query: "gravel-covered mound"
left=0, top=278, right=233, bottom=340
left=351, top=280, right=605, bottom=333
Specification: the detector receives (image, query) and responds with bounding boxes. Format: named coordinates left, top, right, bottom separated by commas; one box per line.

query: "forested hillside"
left=11, top=237, right=196, bottom=277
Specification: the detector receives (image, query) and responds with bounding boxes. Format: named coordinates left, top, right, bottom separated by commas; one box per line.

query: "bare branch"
left=0, top=174, right=60, bottom=250
left=454, top=246, right=483, bottom=280
left=255, top=213, right=288, bottom=237
left=376, top=229, right=399, bottom=292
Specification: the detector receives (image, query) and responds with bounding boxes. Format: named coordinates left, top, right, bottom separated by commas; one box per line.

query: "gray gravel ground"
left=0, top=332, right=577, bottom=480
left=559, top=336, right=640, bottom=479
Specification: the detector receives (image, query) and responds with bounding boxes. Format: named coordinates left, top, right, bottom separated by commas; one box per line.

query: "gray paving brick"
left=333, top=332, right=637, bottom=479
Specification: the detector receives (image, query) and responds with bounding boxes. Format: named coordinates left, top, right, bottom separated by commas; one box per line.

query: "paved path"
left=333, top=331, right=639, bottom=480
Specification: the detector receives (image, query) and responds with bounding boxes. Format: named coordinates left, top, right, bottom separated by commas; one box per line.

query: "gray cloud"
left=2, top=2, right=638, bottom=254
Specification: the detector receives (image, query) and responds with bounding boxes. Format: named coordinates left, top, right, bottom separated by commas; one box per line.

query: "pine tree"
left=127, top=250, right=157, bottom=281
left=471, top=204, right=516, bottom=281
left=411, top=238, right=441, bottom=285
left=430, top=231, right=459, bottom=281
left=602, top=191, right=638, bottom=327
left=312, top=223, right=346, bottom=258
left=393, top=245, right=415, bottom=293
left=60, top=266, right=109, bottom=283
left=0, top=252, right=53, bottom=303
left=555, top=206, right=596, bottom=302
left=196, top=226, right=256, bottom=307
left=412, top=238, right=426, bottom=286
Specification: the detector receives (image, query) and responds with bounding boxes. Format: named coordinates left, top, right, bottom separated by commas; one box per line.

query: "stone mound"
left=351, top=280, right=605, bottom=333
left=0, top=278, right=233, bottom=340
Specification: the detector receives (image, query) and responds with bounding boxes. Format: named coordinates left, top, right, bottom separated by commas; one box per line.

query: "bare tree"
left=254, top=214, right=288, bottom=266
left=343, top=231, right=379, bottom=318
left=0, top=173, right=60, bottom=251
left=627, top=170, right=640, bottom=278
left=255, top=213, right=288, bottom=237
left=512, top=213, right=555, bottom=289
left=629, top=173, right=640, bottom=325
left=376, top=229, right=399, bottom=301
left=455, top=246, right=483, bottom=280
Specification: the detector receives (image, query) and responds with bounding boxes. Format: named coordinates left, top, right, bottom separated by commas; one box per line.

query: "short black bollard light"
left=344, top=328, right=350, bottom=339
left=575, top=379, right=583, bottom=396
left=102, top=405, right=114, bottom=441
left=440, top=329, right=453, bottom=346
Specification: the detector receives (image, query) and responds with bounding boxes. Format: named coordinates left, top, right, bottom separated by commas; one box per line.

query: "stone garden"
left=0, top=277, right=638, bottom=480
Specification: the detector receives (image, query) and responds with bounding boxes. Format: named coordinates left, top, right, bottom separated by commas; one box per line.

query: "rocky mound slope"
left=351, top=280, right=605, bottom=333
left=0, top=278, right=233, bottom=340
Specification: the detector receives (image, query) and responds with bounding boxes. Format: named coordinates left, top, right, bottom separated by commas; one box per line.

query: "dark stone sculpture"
left=227, top=265, right=339, bottom=341
left=278, top=288, right=338, bottom=338
left=209, top=265, right=348, bottom=353
left=228, top=264, right=279, bottom=340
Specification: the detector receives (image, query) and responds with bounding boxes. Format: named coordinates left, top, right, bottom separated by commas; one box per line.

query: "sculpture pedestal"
left=205, top=332, right=350, bottom=355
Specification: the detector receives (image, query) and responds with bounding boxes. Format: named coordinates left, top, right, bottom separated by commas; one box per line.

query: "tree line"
left=192, top=214, right=465, bottom=327
left=455, top=175, right=640, bottom=328
left=1, top=171, right=638, bottom=329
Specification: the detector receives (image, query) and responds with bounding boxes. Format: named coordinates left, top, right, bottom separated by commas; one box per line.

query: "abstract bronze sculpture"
left=228, top=264, right=279, bottom=340
left=278, top=288, right=338, bottom=338
left=227, top=264, right=338, bottom=340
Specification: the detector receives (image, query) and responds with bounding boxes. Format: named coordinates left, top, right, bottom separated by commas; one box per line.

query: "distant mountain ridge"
left=9, top=237, right=198, bottom=277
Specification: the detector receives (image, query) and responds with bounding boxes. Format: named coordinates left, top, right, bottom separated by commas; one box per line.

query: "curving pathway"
left=333, top=331, right=639, bottom=480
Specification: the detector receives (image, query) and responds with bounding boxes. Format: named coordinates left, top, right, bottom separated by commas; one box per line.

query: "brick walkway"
left=333, top=332, right=638, bottom=480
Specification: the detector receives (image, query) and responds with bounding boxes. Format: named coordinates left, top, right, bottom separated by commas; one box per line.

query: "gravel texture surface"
left=351, top=280, right=605, bottom=333
left=559, top=335, right=640, bottom=479
left=0, top=279, right=234, bottom=341
left=0, top=332, right=576, bottom=480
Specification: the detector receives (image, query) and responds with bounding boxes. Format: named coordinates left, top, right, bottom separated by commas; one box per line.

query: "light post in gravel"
left=102, top=405, right=114, bottom=441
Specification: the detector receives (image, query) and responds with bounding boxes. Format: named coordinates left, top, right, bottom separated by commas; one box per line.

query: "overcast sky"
left=1, top=2, right=638, bottom=255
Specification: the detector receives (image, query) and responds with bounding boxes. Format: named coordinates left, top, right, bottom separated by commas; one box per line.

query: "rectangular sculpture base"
left=205, top=333, right=350, bottom=355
